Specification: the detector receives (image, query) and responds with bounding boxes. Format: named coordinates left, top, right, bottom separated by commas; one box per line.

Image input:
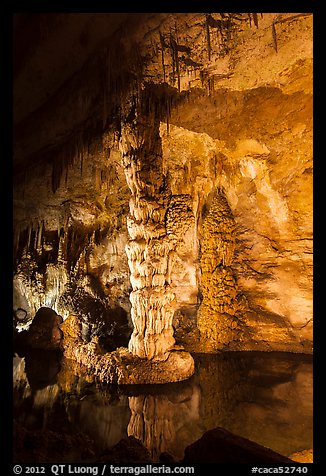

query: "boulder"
left=98, top=436, right=152, bottom=464
left=182, top=427, right=294, bottom=464
left=27, top=307, right=63, bottom=350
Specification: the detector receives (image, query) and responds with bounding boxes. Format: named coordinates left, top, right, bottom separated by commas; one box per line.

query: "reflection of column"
left=127, top=385, right=202, bottom=461
left=128, top=395, right=174, bottom=460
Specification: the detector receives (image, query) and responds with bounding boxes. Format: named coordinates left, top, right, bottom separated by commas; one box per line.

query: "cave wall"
left=13, top=12, right=313, bottom=353
left=13, top=136, right=132, bottom=347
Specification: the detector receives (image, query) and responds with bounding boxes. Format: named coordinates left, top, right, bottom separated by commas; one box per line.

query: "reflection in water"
left=13, top=351, right=312, bottom=462
left=70, top=393, right=130, bottom=451
left=194, top=353, right=313, bottom=457
left=127, top=384, right=202, bottom=460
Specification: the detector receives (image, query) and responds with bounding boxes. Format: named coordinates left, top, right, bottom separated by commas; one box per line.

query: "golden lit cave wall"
left=13, top=13, right=313, bottom=354
left=13, top=134, right=132, bottom=338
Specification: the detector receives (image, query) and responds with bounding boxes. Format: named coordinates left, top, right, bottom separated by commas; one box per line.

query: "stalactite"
left=175, top=45, right=181, bottom=92
left=57, top=231, right=65, bottom=264
left=225, top=16, right=232, bottom=48
left=160, top=33, right=166, bottom=83
left=13, top=224, right=22, bottom=263
left=32, top=223, right=38, bottom=252
left=80, top=150, right=84, bottom=177
left=253, top=13, right=259, bottom=28
left=64, top=163, right=69, bottom=187
left=272, top=23, right=278, bottom=53
left=102, top=74, right=108, bottom=129
left=21, top=169, right=27, bottom=200
left=205, top=14, right=212, bottom=61
left=166, top=97, right=171, bottom=134
left=36, top=220, right=44, bottom=253
left=169, top=32, right=176, bottom=87
left=27, top=223, right=32, bottom=251
left=52, top=157, right=63, bottom=193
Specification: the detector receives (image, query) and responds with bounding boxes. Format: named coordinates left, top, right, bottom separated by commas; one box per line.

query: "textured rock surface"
left=61, top=315, right=194, bottom=384
left=13, top=13, right=313, bottom=364
left=289, top=449, right=313, bottom=463
left=196, top=191, right=243, bottom=350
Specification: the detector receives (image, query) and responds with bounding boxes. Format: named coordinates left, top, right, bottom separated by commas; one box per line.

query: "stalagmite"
left=197, top=192, right=243, bottom=350
left=13, top=225, right=20, bottom=259
left=117, top=87, right=194, bottom=380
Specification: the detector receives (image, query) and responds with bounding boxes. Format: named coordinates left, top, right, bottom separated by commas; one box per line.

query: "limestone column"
left=120, top=108, right=176, bottom=361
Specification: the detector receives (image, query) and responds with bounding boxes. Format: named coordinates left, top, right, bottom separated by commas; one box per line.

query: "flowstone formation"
left=60, top=314, right=194, bottom=385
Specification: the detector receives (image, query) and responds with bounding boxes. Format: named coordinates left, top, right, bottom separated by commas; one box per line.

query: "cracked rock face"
left=13, top=12, right=313, bottom=374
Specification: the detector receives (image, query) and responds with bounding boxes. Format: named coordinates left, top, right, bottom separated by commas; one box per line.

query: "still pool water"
left=13, top=351, right=312, bottom=463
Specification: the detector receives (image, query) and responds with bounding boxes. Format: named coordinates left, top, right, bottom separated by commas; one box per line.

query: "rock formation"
left=13, top=13, right=313, bottom=383
left=182, top=427, right=294, bottom=464
left=15, top=307, right=64, bottom=351
left=60, top=314, right=194, bottom=384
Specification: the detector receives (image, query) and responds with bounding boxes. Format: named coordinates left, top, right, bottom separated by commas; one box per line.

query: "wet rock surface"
left=97, top=436, right=152, bottom=464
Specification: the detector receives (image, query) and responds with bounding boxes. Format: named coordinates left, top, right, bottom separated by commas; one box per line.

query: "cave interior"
left=12, top=12, right=313, bottom=465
